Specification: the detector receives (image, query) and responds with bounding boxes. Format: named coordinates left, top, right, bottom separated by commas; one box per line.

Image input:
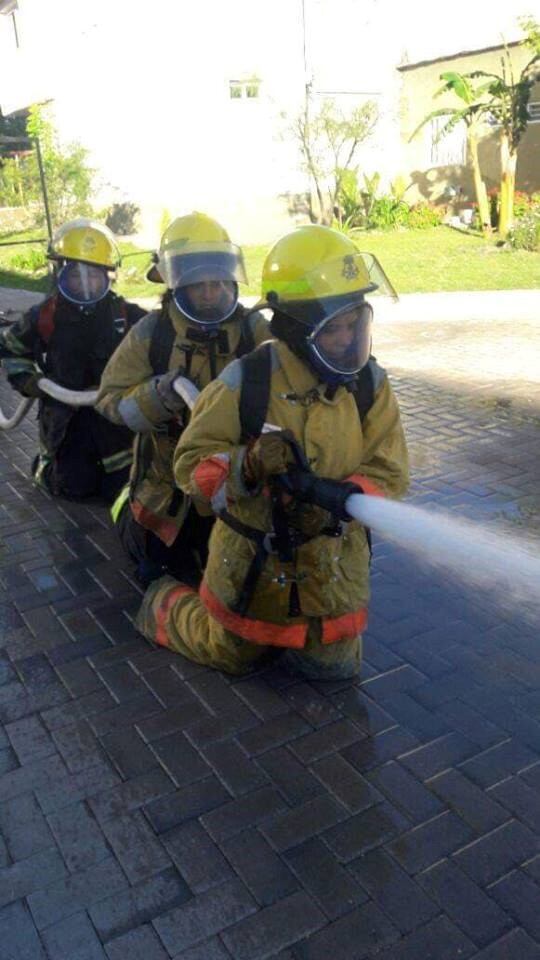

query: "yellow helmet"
left=261, top=225, right=397, bottom=384
left=147, top=212, right=247, bottom=289
left=48, top=219, right=120, bottom=270
left=261, top=224, right=396, bottom=308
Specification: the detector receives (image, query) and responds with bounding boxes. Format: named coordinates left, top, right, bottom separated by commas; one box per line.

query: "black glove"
left=280, top=465, right=362, bottom=522
left=8, top=372, right=43, bottom=399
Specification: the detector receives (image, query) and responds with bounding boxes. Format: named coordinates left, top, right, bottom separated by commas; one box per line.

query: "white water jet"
left=346, top=494, right=540, bottom=618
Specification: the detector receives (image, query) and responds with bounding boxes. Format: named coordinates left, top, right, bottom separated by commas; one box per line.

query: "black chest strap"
left=238, top=341, right=273, bottom=442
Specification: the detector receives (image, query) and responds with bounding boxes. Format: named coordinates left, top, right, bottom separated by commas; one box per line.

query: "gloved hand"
left=156, top=369, right=186, bottom=415
left=285, top=501, right=333, bottom=537
left=8, top=372, right=43, bottom=399
left=243, top=431, right=296, bottom=486
left=281, top=465, right=362, bottom=522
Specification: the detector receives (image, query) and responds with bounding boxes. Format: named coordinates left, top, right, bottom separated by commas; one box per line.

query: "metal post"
left=11, top=9, right=19, bottom=47
left=34, top=135, right=53, bottom=242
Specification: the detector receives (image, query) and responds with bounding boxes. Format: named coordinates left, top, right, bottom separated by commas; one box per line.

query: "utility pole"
left=301, top=0, right=312, bottom=103
left=301, top=0, right=316, bottom=220
left=34, top=135, right=53, bottom=242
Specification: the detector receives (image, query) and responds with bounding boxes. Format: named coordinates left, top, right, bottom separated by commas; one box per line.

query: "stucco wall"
left=399, top=44, right=540, bottom=205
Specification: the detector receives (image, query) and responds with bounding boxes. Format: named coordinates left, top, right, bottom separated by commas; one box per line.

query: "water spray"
left=345, top=493, right=540, bottom=616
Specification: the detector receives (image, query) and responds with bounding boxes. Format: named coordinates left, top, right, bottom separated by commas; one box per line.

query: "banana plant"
left=466, top=41, right=540, bottom=239
left=410, top=71, right=493, bottom=234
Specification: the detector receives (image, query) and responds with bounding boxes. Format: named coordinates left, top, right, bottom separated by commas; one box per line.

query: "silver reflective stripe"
left=2, top=357, right=37, bottom=375
left=118, top=396, right=156, bottom=432
left=218, top=357, right=243, bottom=390
left=102, top=448, right=133, bottom=473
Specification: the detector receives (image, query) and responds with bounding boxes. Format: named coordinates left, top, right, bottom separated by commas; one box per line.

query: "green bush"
left=0, top=105, right=95, bottom=226
left=488, top=188, right=540, bottom=228
left=510, top=209, right=540, bottom=251
left=9, top=246, right=48, bottom=272
left=367, top=195, right=409, bottom=229
left=407, top=202, right=445, bottom=229
left=105, top=202, right=140, bottom=235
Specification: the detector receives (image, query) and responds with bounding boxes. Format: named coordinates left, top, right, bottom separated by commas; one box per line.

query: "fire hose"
left=0, top=375, right=201, bottom=430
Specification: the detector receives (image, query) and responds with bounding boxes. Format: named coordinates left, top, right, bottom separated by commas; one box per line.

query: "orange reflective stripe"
left=322, top=606, right=368, bottom=644
left=200, top=581, right=308, bottom=649
left=131, top=500, right=178, bottom=546
left=346, top=474, right=385, bottom=498
left=155, top=583, right=197, bottom=648
left=192, top=456, right=230, bottom=500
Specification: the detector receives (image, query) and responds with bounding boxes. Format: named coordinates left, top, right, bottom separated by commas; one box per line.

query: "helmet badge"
left=82, top=235, right=97, bottom=256
left=342, top=255, right=360, bottom=281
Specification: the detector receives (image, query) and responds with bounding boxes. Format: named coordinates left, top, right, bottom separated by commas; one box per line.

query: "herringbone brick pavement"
left=0, top=367, right=539, bottom=960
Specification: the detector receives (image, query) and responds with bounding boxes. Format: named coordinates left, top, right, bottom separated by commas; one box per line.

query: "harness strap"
left=239, top=341, right=273, bottom=442
left=236, top=309, right=256, bottom=357
left=36, top=296, right=58, bottom=345
left=219, top=507, right=343, bottom=616
left=149, top=300, right=176, bottom=375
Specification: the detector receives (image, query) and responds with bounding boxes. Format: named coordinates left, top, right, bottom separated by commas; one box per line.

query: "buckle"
left=262, top=532, right=278, bottom=554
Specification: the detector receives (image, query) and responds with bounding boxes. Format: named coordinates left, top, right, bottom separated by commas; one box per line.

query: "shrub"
left=509, top=209, right=540, bottom=251
left=488, top=188, right=540, bottom=228
left=105, top=202, right=140, bottom=235
left=9, top=246, right=48, bottom=272
left=407, top=202, right=445, bottom=229
left=366, top=195, right=409, bottom=229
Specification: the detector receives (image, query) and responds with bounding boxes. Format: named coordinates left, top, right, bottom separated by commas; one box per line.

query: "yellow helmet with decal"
left=261, top=224, right=396, bottom=307
left=261, top=225, right=397, bottom=383
left=48, top=219, right=120, bottom=270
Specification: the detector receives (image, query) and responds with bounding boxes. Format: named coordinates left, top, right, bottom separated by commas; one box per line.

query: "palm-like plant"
left=410, top=71, right=493, bottom=234
left=466, top=42, right=540, bottom=238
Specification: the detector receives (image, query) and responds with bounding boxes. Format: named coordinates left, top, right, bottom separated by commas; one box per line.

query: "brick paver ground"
left=1, top=323, right=540, bottom=958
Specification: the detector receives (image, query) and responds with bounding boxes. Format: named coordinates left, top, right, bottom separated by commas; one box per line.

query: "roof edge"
left=398, top=38, right=524, bottom=72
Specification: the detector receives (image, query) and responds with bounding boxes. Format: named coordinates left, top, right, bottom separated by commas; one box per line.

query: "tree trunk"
left=498, top=135, right=517, bottom=240
left=468, top=130, right=490, bottom=234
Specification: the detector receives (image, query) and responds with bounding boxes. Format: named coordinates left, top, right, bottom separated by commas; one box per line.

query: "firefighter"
left=96, top=212, right=269, bottom=587
left=0, top=219, right=145, bottom=501
left=136, top=224, right=409, bottom=679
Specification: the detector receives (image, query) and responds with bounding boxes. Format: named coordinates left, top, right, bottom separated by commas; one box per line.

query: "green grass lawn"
left=1, top=226, right=538, bottom=301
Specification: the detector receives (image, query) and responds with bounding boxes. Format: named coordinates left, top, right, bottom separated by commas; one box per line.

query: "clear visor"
left=173, top=280, right=238, bottom=327
left=158, top=241, right=247, bottom=290
left=308, top=301, right=373, bottom=376
left=57, top=262, right=110, bottom=306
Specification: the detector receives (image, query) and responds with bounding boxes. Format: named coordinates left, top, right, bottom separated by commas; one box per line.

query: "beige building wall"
left=399, top=43, right=540, bottom=206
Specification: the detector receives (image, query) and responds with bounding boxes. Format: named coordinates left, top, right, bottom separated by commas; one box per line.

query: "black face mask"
left=270, top=310, right=309, bottom=357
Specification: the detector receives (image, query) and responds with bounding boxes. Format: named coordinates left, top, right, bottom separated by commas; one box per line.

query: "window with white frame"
left=528, top=101, right=540, bottom=122
left=429, top=115, right=467, bottom=167
left=229, top=78, right=260, bottom=100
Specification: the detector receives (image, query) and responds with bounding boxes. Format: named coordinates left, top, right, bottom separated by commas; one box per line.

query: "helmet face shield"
left=57, top=261, right=110, bottom=306
left=308, top=301, right=373, bottom=377
left=158, top=242, right=247, bottom=291
left=173, top=279, right=238, bottom=326
left=163, top=241, right=246, bottom=327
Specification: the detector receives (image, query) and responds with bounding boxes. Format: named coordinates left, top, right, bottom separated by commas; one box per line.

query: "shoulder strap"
left=238, top=341, right=273, bottom=442
left=149, top=305, right=176, bottom=375
left=235, top=308, right=256, bottom=358
left=351, top=361, right=375, bottom=423
left=36, top=296, right=58, bottom=345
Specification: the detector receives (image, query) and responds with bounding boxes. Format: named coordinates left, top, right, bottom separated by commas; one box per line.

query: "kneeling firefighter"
left=0, top=219, right=145, bottom=501
left=136, top=224, right=409, bottom=679
left=96, top=212, right=269, bottom=586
